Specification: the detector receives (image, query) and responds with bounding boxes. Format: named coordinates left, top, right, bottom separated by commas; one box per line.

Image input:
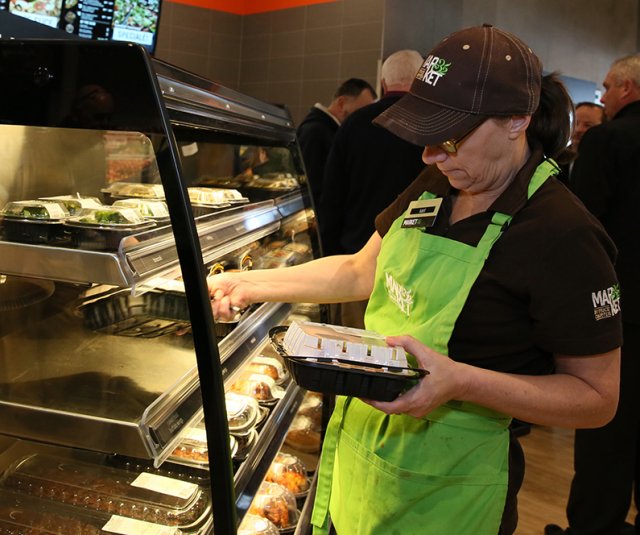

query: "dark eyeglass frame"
left=439, top=120, right=485, bottom=154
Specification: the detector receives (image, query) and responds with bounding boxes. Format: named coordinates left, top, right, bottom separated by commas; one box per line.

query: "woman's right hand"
left=207, top=272, right=255, bottom=321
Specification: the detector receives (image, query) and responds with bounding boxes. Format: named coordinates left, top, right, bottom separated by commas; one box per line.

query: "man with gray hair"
left=318, top=49, right=425, bottom=328
left=546, top=54, right=640, bottom=535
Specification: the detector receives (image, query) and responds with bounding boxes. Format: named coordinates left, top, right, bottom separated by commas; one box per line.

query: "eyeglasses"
left=438, top=120, right=484, bottom=154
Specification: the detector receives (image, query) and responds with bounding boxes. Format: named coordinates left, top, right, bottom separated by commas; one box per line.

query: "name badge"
left=401, top=198, right=442, bottom=229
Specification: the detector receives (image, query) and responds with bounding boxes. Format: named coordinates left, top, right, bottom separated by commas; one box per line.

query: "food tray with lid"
left=265, top=452, right=310, bottom=499
left=112, top=198, right=171, bottom=222
left=0, top=454, right=211, bottom=530
left=231, top=428, right=258, bottom=463
left=284, top=415, right=321, bottom=454
left=225, top=392, right=260, bottom=434
left=237, top=513, right=279, bottom=535
left=270, top=324, right=428, bottom=402
left=39, top=195, right=103, bottom=216
left=245, top=356, right=289, bottom=386
left=63, top=206, right=156, bottom=251
left=0, top=200, right=71, bottom=244
left=100, top=182, right=165, bottom=204
left=229, top=372, right=285, bottom=407
left=106, top=454, right=211, bottom=486
left=169, top=431, right=239, bottom=470
left=247, top=481, right=299, bottom=531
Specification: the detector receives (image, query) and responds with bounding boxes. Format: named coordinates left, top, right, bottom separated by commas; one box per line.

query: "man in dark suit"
left=546, top=54, right=640, bottom=535
left=297, top=79, right=376, bottom=205
left=317, top=50, right=425, bottom=328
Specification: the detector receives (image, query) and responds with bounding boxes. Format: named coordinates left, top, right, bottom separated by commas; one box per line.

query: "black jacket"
left=318, top=93, right=425, bottom=255
left=296, top=106, right=339, bottom=204
left=571, top=100, right=640, bottom=324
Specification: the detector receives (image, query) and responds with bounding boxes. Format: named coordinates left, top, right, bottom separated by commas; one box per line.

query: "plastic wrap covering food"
left=0, top=454, right=210, bottom=529
left=284, top=415, right=321, bottom=454
left=237, top=513, right=279, bottom=535
left=100, top=182, right=165, bottom=203
left=0, top=488, right=110, bottom=534
left=39, top=195, right=103, bottom=216
left=297, top=391, right=323, bottom=430
left=0, top=200, right=71, bottom=244
left=265, top=453, right=309, bottom=497
left=247, top=482, right=299, bottom=530
left=112, top=199, right=170, bottom=221
left=229, top=373, right=284, bottom=405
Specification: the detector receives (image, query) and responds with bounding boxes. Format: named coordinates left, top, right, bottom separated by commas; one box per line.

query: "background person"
left=210, top=25, right=621, bottom=535
left=296, top=78, right=376, bottom=205
left=318, top=49, right=425, bottom=328
left=546, top=54, right=640, bottom=535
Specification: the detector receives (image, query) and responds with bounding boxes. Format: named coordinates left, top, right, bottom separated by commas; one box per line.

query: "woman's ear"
left=508, top=115, right=532, bottom=139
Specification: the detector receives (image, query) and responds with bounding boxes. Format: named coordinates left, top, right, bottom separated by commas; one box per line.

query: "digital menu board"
left=2, top=0, right=161, bottom=52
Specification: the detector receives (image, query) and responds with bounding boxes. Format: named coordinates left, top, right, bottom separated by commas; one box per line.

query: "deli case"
left=0, top=39, right=326, bottom=534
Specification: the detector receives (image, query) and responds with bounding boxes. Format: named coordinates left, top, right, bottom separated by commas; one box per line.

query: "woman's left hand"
left=364, top=335, right=469, bottom=418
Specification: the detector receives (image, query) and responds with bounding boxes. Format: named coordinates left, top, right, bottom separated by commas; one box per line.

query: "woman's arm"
left=209, top=232, right=382, bottom=320
left=368, top=335, right=620, bottom=429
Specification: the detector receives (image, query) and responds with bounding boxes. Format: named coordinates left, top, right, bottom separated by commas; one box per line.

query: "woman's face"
left=422, top=118, right=524, bottom=195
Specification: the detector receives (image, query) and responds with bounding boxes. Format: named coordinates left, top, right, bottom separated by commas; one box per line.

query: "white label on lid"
left=147, top=201, right=169, bottom=217
left=103, top=515, right=179, bottom=535
left=80, top=198, right=103, bottom=209
left=131, top=472, right=198, bottom=500
left=40, top=203, right=67, bottom=219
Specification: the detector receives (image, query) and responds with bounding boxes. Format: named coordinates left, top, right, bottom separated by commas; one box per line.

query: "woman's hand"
left=364, top=335, right=469, bottom=419
left=208, top=272, right=256, bottom=321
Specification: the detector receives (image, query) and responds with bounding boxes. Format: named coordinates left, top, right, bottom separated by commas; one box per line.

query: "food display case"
left=0, top=39, right=325, bottom=534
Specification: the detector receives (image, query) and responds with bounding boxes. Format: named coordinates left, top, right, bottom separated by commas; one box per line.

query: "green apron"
left=311, top=161, right=557, bottom=535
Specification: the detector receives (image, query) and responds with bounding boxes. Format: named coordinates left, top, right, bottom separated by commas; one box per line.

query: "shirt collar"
left=313, top=103, right=341, bottom=126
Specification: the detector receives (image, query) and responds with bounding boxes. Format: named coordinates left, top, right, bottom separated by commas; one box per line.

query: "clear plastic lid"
left=229, top=373, right=284, bottom=403
left=113, top=198, right=170, bottom=219
left=246, top=356, right=287, bottom=384
left=247, top=482, right=299, bottom=529
left=1, top=454, right=209, bottom=528
left=68, top=206, right=149, bottom=227
left=298, top=391, right=323, bottom=430
left=237, top=513, right=279, bottom=535
left=225, top=392, right=259, bottom=433
left=1, top=200, right=69, bottom=221
left=101, top=182, right=165, bottom=199
left=39, top=195, right=103, bottom=216
left=284, top=415, right=321, bottom=454
left=170, top=431, right=238, bottom=468
left=0, top=488, right=115, bottom=534
left=187, top=187, right=246, bottom=205
left=265, top=453, right=309, bottom=496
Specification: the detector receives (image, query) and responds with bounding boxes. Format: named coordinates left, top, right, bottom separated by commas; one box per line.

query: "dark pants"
left=566, top=321, right=640, bottom=534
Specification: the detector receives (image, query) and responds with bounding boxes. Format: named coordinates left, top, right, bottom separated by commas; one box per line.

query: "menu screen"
left=2, top=0, right=161, bottom=51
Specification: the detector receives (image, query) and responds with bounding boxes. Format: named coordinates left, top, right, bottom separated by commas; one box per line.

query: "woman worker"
left=209, top=25, right=622, bottom=535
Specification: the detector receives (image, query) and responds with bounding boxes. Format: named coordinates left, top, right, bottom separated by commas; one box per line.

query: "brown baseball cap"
left=373, top=24, right=542, bottom=146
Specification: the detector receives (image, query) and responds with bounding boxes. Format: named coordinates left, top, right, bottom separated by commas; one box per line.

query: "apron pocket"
left=329, top=427, right=508, bottom=535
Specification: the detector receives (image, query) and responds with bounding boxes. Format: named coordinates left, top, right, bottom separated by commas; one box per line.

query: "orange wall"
left=167, top=0, right=338, bottom=14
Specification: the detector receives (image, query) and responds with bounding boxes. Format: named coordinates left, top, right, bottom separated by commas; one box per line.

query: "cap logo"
left=415, top=54, right=451, bottom=87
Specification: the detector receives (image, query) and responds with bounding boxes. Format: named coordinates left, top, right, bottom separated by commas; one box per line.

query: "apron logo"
left=591, top=284, right=621, bottom=320
left=385, top=272, right=414, bottom=317
left=415, top=54, right=451, bottom=87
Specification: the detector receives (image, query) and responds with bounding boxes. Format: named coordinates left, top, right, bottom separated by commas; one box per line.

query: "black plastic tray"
left=269, top=326, right=428, bottom=402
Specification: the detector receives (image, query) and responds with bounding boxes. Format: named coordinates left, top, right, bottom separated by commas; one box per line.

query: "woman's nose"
left=422, top=146, right=448, bottom=164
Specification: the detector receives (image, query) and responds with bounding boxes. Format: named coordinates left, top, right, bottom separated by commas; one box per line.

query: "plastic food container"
left=1, top=454, right=210, bottom=529
left=237, top=513, right=279, bottom=535
left=64, top=207, right=155, bottom=251
left=265, top=453, right=310, bottom=497
left=82, top=290, right=190, bottom=338
left=106, top=455, right=210, bottom=486
left=187, top=187, right=247, bottom=205
left=0, top=200, right=71, bottom=244
left=229, top=373, right=284, bottom=405
left=169, top=429, right=239, bottom=469
left=245, top=356, right=288, bottom=385
left=298, top=391, right=323, bottom=430
left=112, top=198, right=171, bottom=221
left=247, top=482, right=299, bottom=530
left=226, top=392, right=259, bottom=434
left=284, top=415, right=321, bottom=454
left=271, top=322, right=427, bottom=402
left=0, top=488, right=114, bottom=534
left=231, top=428, right=258, bottom=463
left=101, top=182, right=165, bottom=203
left=39, top=195, right=103, bottom=216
